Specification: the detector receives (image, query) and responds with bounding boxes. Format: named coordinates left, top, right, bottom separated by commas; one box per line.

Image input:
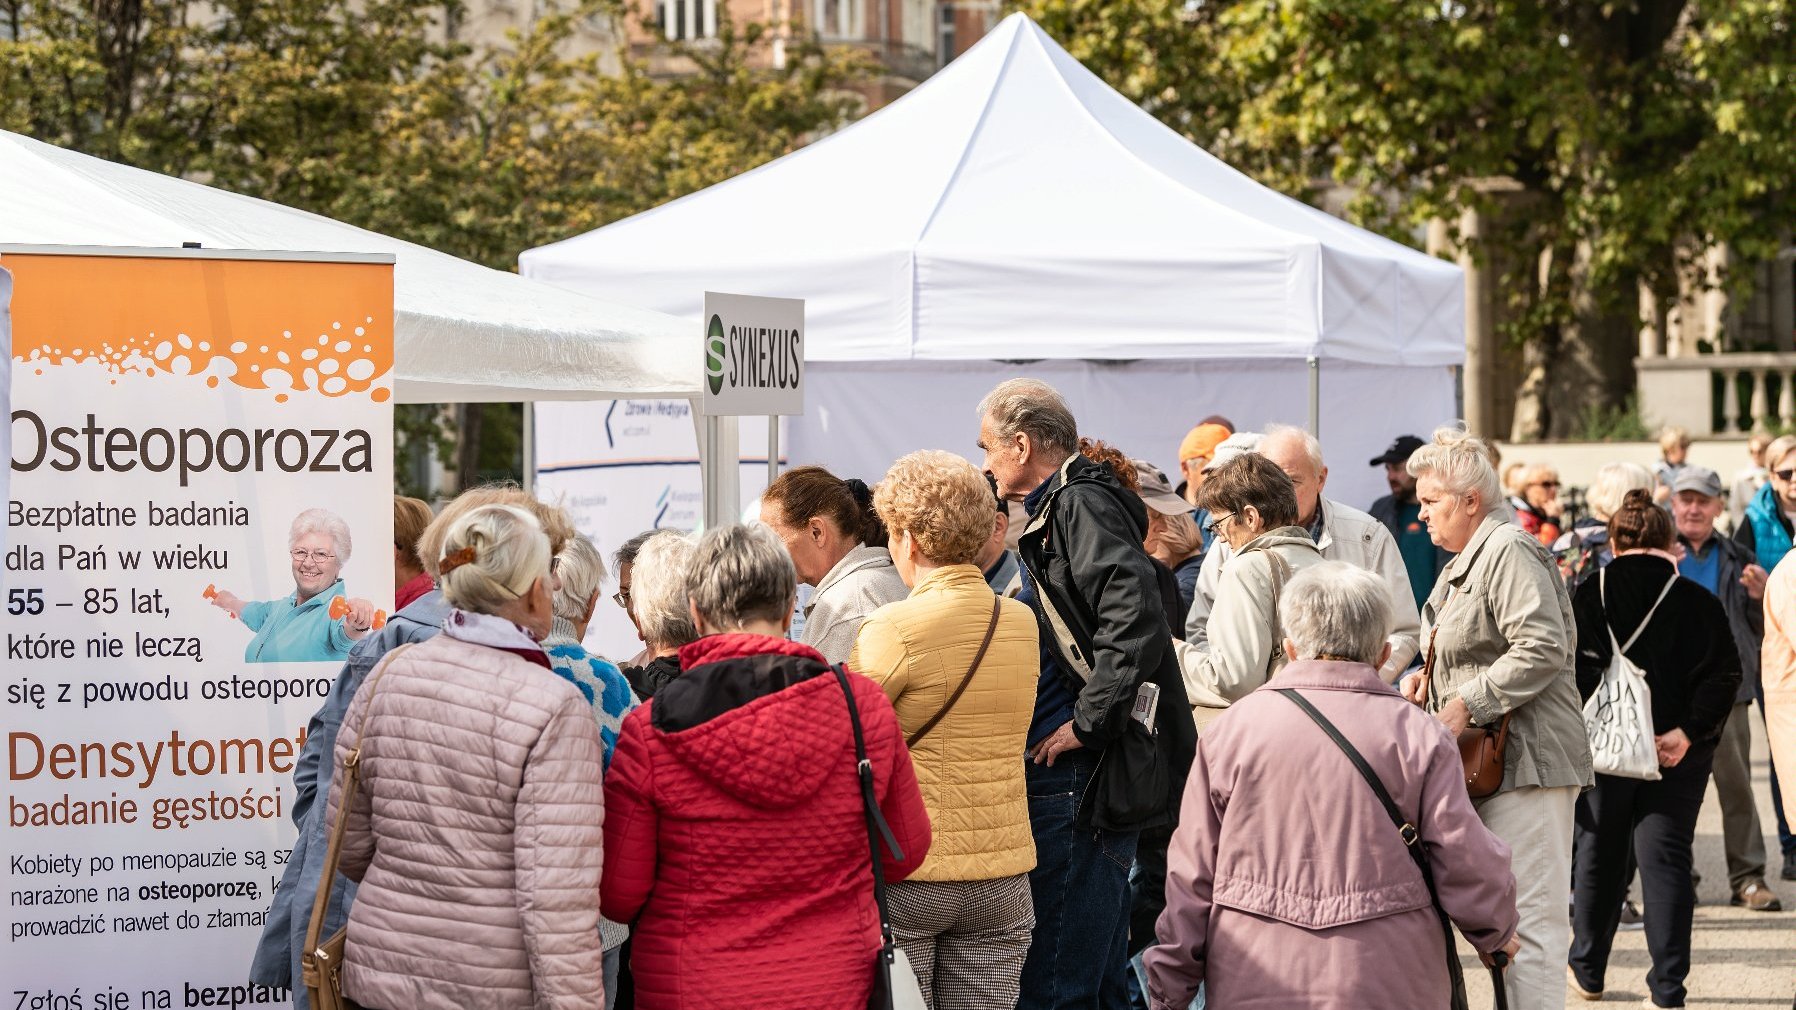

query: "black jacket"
left=1677, top=533, right=1763, bottom=702
left=1018, top=454, right=1197, bottom=832
left=1369, top=492, right=1452, bottom=578
left=623, top=654, right=681, bottom=701
left=1573, top=554, right=1742, bottom=747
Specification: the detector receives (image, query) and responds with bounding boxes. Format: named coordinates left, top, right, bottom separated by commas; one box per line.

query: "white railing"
left=1636, top=352, right=1796, bottom=436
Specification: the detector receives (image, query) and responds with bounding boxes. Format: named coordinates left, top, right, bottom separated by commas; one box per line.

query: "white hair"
left=1585, top=462, right=1654, bottom=521
left=289, top=508, right=352, bottom=561
left=976, top=378, right=1078, bottom=456
left=633, top=530, right=700, bottom=649
left=438, top=504, right=550, bottom=615
left=687, top=524, right=797, bottom=629
left=1406, top=424, right=1502, bottom=507
left=1282, top=562, right=1391, bottom=665
left=551, top=534, right=608, bottom=622
left=1260, top=424, right=1325, bottom=473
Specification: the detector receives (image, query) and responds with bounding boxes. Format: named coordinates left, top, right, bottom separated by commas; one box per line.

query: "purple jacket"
left=1144, top=660, right=1518, bottom=1010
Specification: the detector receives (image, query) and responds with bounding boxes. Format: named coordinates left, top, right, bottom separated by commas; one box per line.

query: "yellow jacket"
left=1761, top=557, right=1796, bottom=829
left=850, top=564, right=1039, bottom=881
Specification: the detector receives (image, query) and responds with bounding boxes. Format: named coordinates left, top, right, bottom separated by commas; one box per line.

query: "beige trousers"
left=1476, top=784, right=1579, bottom=1010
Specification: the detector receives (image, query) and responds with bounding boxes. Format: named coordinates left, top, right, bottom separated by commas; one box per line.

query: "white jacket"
left=801, top=544, right=910, bottom=664
left=1183, top=498, right=1423, bottom=682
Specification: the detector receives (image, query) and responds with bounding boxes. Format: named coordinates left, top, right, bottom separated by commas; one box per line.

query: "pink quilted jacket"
left=326, top=630, right=606, bottom=1010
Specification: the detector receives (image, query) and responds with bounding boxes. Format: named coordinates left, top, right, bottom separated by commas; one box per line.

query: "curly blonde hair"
left=873, top=451, right=997, bottom=566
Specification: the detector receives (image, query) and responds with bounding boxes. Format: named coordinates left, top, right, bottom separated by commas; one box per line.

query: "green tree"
left=1022, top=0, right=1795, bottom=439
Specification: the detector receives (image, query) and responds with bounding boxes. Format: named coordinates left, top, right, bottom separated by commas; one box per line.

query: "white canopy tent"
left=523, top=12, right=1464, bottom=507
left=0, top=130, right=698, bottom=403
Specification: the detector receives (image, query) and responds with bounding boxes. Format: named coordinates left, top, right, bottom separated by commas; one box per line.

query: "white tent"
left=0, top=130, right=697, bottom=402
left=522, top=12, right=1464, bottom=507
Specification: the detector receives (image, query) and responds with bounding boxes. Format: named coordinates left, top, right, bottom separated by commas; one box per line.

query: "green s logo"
left=706, top=315, right=726, bottom=396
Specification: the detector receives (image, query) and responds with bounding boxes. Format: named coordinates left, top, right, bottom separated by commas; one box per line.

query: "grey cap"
left=1203, top=431, right=1263, bottom=473
left=1670, top=466, right=1723, bottom=499
left=1132, top=459, right=1191, bottom=516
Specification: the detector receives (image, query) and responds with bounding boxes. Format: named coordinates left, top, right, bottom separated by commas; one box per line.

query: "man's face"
left=1673, top=490, right=1722, bottom=542
left=1386, top=461, right=1417, bottom=501
left=1260, top=434, right=1326, bottom=525
left=979, top=414, right=1030, bottom=500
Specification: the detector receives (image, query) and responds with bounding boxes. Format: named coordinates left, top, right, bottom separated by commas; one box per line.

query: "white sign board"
left=701, top=292, right=804, bottom=416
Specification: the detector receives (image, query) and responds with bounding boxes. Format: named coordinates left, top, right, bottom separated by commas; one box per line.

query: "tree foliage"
left=1022, top=0, right=1795, bottom=438
left=1, top=0, right=869, bottom=491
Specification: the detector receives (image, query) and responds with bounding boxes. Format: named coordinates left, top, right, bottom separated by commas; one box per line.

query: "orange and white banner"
left=2, top=248, right=394, bottom=1004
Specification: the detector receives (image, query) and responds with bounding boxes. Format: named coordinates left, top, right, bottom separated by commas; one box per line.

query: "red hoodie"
left=603, top=634, right=932, bottom=1009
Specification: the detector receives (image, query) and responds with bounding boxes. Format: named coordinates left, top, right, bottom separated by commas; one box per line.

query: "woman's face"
left=760, top=504, right=848, bottom=587
left=1522, top=470, right=1561, bottom=510
left=1417, top=475, right=1485, bottom=553
left=1213, top=505, right=1265, bottom=552
left=1773, top=453, right=1796, bottom=508
left=290, top=530, right=343, bottom=602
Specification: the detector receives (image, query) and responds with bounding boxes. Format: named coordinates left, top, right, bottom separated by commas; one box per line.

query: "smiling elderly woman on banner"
left=209, top=507, right=379, bottom=663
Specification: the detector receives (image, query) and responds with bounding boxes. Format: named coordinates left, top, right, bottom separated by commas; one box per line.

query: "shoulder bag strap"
left=1275, top=688, right=1468, bottom=1010
left=906, top=596, right=1002, bottom=748
left=302, top=642, right=414, bottom=960
left=833, top=664, right=905, bottom=961
left=1619, top=573, right=1679, bottom=654
left=1264, top=551, right=1294, bottom=673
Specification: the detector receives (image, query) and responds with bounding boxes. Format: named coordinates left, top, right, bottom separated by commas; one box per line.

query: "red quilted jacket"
left=602, top=634, right=932, bottom=1009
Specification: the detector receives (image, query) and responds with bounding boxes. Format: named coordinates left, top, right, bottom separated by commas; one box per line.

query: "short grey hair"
left=686, top=524, right=797, bottom=630
left=290, top=508, right=352, bottom=561
left=613, top=530, right=660, bottom=572
left=1260, top=424, right=1325, bottom=473
left=977, top=378, right=1078, bottom=456
left=438, top=504, right=550, bottom=615
left=1282, top=562, right=1391, bottom=665
left=551, top=534, right=607, bottom=622
left=1407, top=423, right=1502, bottom=507
left=632, top=531, right=700, bottom=649
left=1585, top=462, right=1654, bottom=521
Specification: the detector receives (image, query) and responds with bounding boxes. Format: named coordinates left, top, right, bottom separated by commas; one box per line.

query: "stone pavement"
left=1462, top=708, right=1795, bottom=1008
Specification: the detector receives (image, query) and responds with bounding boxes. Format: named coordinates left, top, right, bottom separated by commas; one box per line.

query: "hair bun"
left=1620, top=488, right=1655, bottom=510
left=844, top=477, right=872, bottom=505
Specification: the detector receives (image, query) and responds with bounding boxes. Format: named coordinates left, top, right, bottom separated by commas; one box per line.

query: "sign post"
left=699, top=292, right=805, bottom=529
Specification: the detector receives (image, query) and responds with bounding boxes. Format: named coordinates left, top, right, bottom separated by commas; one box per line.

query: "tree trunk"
left=1510, top=239, right=1638, bottom=440
left=454, top=402, right=484, bottom=493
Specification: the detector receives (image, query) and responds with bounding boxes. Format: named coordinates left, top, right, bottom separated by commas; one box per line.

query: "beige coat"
left=327, top=627, right=606, bottom=1010
left=1419, top=513, right=1592, bottom=794
left=850, top=564, right=1039, bottom=881
left=803, top=544, right=910, bottom=663
left=1760, top=556, right=1796, bottom=827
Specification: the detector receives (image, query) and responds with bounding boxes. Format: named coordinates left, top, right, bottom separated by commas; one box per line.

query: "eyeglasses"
left=1532, top=481, right=1561, bottom=490
left=1205, top=512, right=1234, bottom=537
left=290, top=549, right=336, bottom=564
left=612, top=588, right=632, bottom=609
left=1776, top=469, right=1796, bottom=482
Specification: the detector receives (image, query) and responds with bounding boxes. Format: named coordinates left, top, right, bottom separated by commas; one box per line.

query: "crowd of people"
left=246, top=381, right=1796, bottom=1010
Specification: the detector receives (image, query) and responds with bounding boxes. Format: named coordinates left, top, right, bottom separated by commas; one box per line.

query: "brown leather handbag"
left=302, top=645, right=411, bottom=1010
left=1417, top=622, right=1513, bottom=801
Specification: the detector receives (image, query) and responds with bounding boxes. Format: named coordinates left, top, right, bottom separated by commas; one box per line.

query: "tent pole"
left=768, top=415, right=780, bottom=487
left=1306, top=357, right=1320, bottom=436
left=521, top=401, right=536, bottom=493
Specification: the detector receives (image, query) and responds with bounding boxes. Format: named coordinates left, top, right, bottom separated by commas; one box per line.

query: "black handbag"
left=1276, top=688, right=1511, bottom=1010
left=831, top=665, right=925, bottom=1010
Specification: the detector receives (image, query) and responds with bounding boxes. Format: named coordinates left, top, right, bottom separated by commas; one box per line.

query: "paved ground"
left=1462, top=708, right=1794, bottom=1008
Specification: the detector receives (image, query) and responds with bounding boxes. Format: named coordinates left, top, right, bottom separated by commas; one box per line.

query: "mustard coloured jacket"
left=850, top=564, right=1039, bottom=881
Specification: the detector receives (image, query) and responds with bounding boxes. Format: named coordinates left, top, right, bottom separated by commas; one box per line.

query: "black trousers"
left=1570, top=748, right=1714, bottom=1008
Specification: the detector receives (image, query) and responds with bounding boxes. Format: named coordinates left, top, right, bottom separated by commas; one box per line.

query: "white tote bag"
left=1583, top=570, right=1673, bottom=781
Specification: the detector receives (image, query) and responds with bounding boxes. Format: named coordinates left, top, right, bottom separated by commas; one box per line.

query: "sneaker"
left=1618, top=899, right=1646, bottom=931
left=1568, top=968, right=1602, bottom=1002
left=1731, top=880, right=1784, bottom=912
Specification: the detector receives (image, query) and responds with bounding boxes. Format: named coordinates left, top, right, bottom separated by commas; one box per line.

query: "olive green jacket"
left=1420, top=513, right=1593, bottom=795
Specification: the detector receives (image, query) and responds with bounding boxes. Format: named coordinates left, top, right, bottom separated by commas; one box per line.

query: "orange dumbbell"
left=329, top=596, right=386, bottom=629
left=203, top=584, right=218, bottom=600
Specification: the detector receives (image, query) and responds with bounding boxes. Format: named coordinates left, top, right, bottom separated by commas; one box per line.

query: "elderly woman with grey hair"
left=603, top=523, right=931, bottom=1008
left=1551, top=461, right=1655, bottom=593
left=1400, top=425, right=1591, bottom=1010
left=1146, top=562, right=1519, bottom=1010
left=619, top=530, right=700, bottom=700
left=210, top=507, right=380, bottom=662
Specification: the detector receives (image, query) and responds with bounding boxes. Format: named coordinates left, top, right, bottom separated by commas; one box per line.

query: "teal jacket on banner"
left=241, top=578, right=354, bottom=663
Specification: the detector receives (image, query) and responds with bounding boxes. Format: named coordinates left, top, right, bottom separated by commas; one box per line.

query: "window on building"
left=813, top=0, right=860, bottom=39
left=660, top=0, right=717, bottom=40
left=936, top=3, right=956, bottom=68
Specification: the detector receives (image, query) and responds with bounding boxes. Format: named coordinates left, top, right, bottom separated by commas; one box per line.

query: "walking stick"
left=1487, top=950, right=1509, bottom=1010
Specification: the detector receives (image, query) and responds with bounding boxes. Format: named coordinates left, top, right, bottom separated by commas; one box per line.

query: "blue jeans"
left=1018, top=748, right=1138, bottom=1010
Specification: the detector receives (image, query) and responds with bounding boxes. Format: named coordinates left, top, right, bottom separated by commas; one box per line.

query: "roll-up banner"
left=2, top=246, right=395, bottom=1006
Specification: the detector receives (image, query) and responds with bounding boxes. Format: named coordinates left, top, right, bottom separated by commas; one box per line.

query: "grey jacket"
left=1418, top=515, right=1592, bottom=795
left=248, top=590, right=449, bottom=1007
left=1185, top=498, right=1422, bottom=682
left=1174, top=528, right=1326, bottom=732
left=802, top=544, right=909, bottom=664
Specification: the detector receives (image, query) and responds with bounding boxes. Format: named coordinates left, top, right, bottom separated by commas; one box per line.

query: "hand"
left=1399, top=672, right=1428, bottom=706
left=1655, top=728, right=1691, bottom=768
left=1742, top=564, right=1768, bottom=600
left=1479, top=936, right=1522, bottom=969
left=1653, top=484, right=1671, bottom=504
left=1436, top=696, right=1472, bottom=735
left=1543, top=499, right=1565, bottom=519
left=341, top=597, right=379, bottom=639
left=210, top=590, right=244, bottom=619
left=1028, top=722, right=1083, bottom=767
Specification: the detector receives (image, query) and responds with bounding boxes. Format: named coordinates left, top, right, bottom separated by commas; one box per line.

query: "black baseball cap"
left=1369, top=435, right=1426, bottom=467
